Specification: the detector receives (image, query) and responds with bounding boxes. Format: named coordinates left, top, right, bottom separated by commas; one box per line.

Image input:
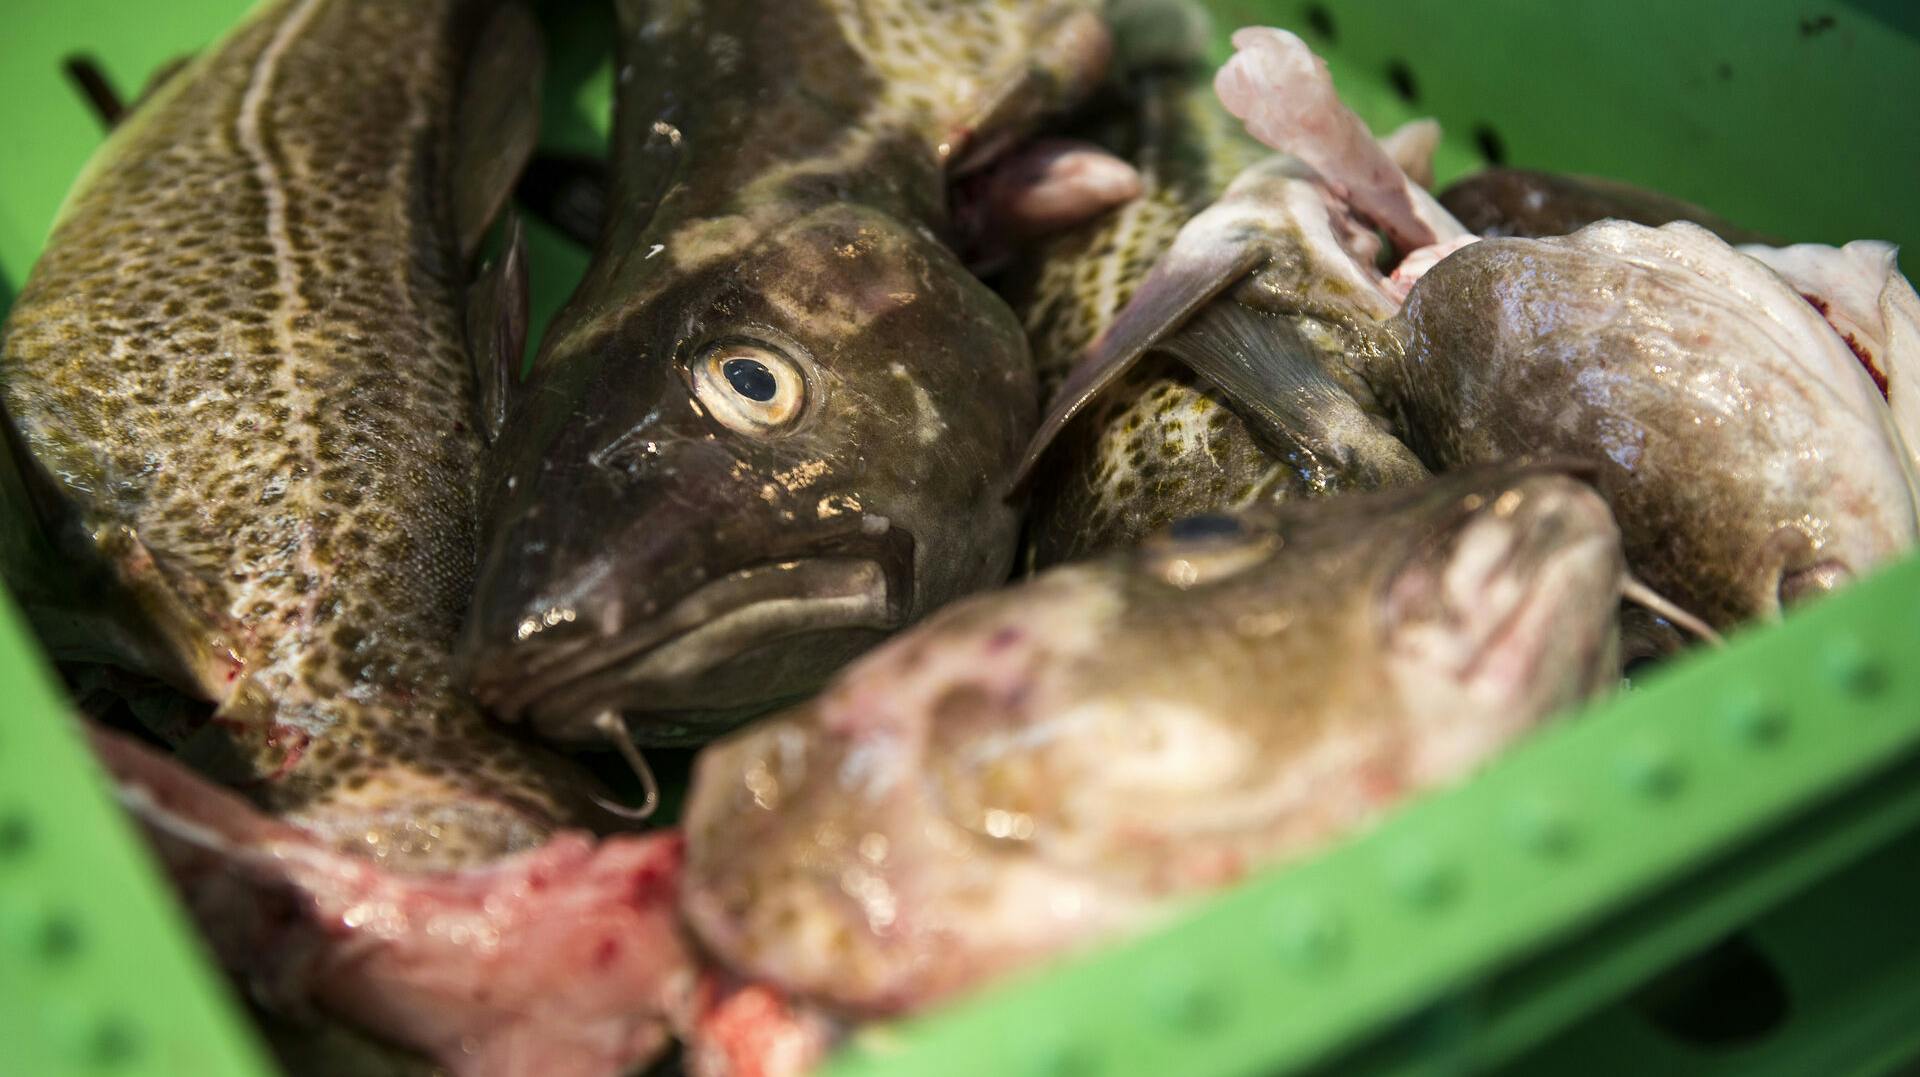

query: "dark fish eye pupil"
left=1167, top=513, right=1244, bottom=541
left=722, top=357, right=778, bottom=402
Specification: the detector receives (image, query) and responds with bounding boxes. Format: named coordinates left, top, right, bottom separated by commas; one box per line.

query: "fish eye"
left=1144, top=512, right=1274, bottom=588
left=691, top=341, right=807, bottom=435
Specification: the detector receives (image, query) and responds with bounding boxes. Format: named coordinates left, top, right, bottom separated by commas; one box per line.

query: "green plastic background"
left=2, top=2, right=1919, bottom=1076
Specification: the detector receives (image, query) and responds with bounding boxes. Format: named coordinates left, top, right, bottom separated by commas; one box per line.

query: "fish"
left=681, top=463, right=1625, bottom=1015
left=1012, top=24, right=1434, bottom=568
left=1031, top=27, right=1918, bottom=630
left=1386, top=220, right=1920, bottom=626
left=458, top=0, right=1115, bottom=745
left=1007, top=4, right=1288, bottom=568
left=1439, top=167, right=1776, bottom=245
left=1, top=2, right=706, bottom=1069
left=0, top=0, right=593, bottom=869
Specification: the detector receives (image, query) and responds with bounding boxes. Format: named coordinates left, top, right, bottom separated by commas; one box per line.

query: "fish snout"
left=1390, top=474, right=1624, bottom=705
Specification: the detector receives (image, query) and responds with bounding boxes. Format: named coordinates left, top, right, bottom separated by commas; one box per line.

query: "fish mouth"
left=476, top=525, right=912, bottom=742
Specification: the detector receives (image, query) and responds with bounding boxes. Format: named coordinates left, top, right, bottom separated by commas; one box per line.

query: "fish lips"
left=465, top=522, right=915, bottom=745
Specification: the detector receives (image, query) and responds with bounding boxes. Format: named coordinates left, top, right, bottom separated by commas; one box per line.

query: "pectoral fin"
left=1011, top=229, right=1268, bottom=490
left=0, top=401, right=77, bottom=556
left=451, top=1, right=545, bottom=263
left=1160, top=301, right=1427, bottom=491
left=467, top=214, right=530, bottom=445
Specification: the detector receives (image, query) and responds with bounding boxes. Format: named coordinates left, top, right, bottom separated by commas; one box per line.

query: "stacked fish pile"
left=1, top=1, right=1915, bottom=1074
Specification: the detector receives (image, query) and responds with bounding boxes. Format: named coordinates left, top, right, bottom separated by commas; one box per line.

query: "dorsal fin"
left=451, top=1, right=545, bottom=263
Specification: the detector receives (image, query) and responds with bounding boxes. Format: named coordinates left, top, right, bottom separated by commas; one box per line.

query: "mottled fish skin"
left=463, top=0, right=1109, bottom=743
left=683, top=464, right=1624, bottom=1015
left=1386, top=221, right=1920, bottom=627
left=0, top=0, right=595, bottom=869
left=1439, top=167, right=1776, bottom=245
left=1010, top=67, right=1288, bottom=568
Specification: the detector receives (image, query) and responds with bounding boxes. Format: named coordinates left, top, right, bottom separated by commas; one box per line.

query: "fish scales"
left=464, top=0, right=1107, bottom=740
left=1, top=0, right=585, bottom=867
left=1011, top=71, right=1288, bottom=568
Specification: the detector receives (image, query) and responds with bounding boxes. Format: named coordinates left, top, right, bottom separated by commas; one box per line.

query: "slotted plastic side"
left=3, top=3, right=1920, bottom=1077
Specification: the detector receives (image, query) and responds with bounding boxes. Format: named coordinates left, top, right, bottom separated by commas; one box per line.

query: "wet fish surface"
left=683, top=464, right=1624, bottom=1015
left=2, top=1, right=713, bottom=1071
left=0, top=0, right=597, bottom=867
left=1031, top=28, right=1918, bottom=630
left=1013, top=24, right=1433, bottom=569
left=462, top=0, right=1113, bottom=744
left=1007, top=6, right=1288, bottom=568
left=1386, top=220, right=1920, bottom=626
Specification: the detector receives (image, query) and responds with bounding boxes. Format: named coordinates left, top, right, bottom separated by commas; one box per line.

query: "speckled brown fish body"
left=463, top=0, right=1111, bottom=742
left=0, top=0, right=590, bottom=868
left=1011, top=66, right=1288, bottom=567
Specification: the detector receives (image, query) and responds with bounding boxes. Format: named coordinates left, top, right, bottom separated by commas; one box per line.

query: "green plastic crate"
left=3, top=2, right=1919, bottom=1076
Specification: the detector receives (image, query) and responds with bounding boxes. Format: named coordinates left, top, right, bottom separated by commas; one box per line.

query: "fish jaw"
left=681, top=705, right=1147, bottom=1017
left=472, top=540, right=915, bottom=745
left=92, top=727, right=696, bottom=1077
left=462, top=387, right=921, bottom=740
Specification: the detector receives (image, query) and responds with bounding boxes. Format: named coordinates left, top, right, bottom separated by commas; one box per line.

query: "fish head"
left=1396, top=222, right=1920, bottom=626
left=963, top=464, right=1624, bottom=850
left=464, top=201, right=1034, bottom=743
left=683, top=465, right=1622, bottom=1013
